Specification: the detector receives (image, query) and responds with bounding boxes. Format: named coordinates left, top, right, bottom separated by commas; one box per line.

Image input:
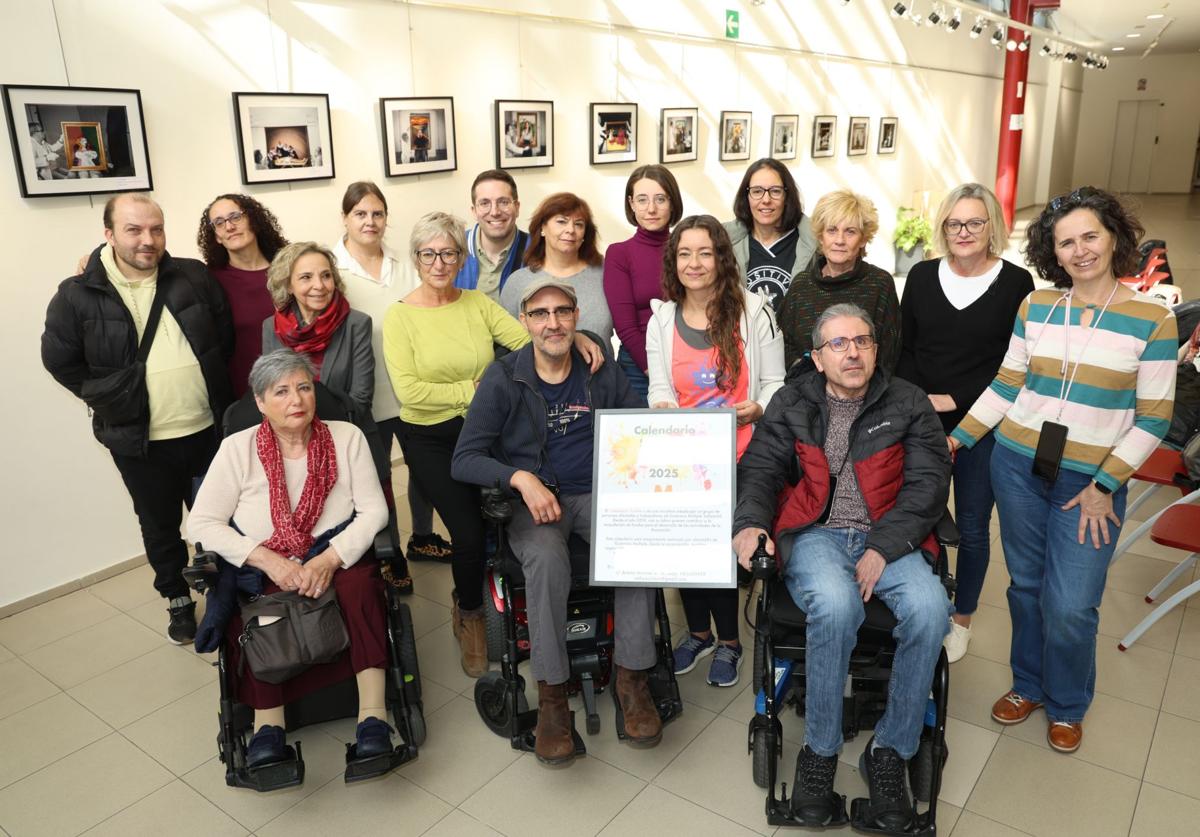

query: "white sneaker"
left=944, top=620, right=971, bottom=663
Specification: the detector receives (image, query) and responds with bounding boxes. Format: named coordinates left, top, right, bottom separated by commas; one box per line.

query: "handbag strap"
left=136, top=287, right=168, bottom=363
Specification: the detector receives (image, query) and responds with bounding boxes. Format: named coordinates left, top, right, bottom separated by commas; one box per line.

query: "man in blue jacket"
left=452, top=277, right=660, bottom=766
left=453, top=169, right=529, bottom=301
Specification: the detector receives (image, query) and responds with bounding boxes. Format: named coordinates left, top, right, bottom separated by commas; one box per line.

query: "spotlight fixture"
left=1017, top=37, right=1028, bottom=52
left=969, top=16, right=985, bottom=38
left=927, top=7, right=941, bottom=26
left=945, top=10, right=961, bottom=32
left=1039, top=42, right=1052, bottom=56
left=991, top=27, right=1005, bottom=48
left=892, top=2, right=908, bottom=18
left=1099, top=56, right=1109, bottom=69
left=1006, top=37, right=1017, bottom=51
left=1064, top=50, right=1078, bottom=63
left=910, top=12, right=924, bottom=26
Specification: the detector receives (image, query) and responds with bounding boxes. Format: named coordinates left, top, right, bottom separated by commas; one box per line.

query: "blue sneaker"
left=355, top=716, right=394, bottom=759
left=673, top=633, right=716, bottom=674
left=706, top=643, right=743, bottom=687
left=246, top=724, right=287, bottom=767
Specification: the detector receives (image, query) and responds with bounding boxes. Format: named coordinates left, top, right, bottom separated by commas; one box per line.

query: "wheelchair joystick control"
left=751, top=533, right=774, bottom=581
left=481, top=480, right=514, bottom=523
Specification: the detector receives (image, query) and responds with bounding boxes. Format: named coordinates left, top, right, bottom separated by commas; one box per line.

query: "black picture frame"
left=770, top=114, right=799, bottom=160
left=878, top=117, right=899, bottom=154
left=659, top=107, right=698, bottom=164
left=495, top=99, right=554, bottom=170
left=232, top=91, right=335, bottom=185
left=590, top=102, right=637, bottom=165
left=847, top=116, right=870, bottom=157
left=379, top=96, right=457, bottom=177
left=811, top=115, right=836, bottom=159
left=719, top=110, right=752, bottom=162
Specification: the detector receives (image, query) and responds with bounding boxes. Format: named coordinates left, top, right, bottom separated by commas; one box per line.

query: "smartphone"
left=1032, top=421, right=1068, bottom=482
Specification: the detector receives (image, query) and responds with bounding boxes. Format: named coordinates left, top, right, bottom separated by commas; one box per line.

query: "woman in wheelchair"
left=187, top=349, right=391, bottom=768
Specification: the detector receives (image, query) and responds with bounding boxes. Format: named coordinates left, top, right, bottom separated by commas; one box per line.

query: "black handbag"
left=80, top=289, right=167, bottom=426
left=237, top=588, right=350, bottom=684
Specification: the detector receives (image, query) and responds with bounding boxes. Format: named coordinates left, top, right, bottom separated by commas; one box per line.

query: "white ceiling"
left=1049, top=0, right=1200, bottom=55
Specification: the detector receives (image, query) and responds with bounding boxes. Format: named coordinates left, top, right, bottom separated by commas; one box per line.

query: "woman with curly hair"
left=951, top=186, right=1176, bottom=754
left=646, top=214, right=785, bottom=687
left=198, top=194, right=289, bottom=396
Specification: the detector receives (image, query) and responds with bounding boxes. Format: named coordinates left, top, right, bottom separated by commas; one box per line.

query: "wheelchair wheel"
left=750, top=723, right=777, bottom=789
left=484, top=583, right=506, bottom=662
left=403, top=703, right=427, bottom=748
left=474, top=671, right=528, bottom=737
left=909, top=736, right=948, bottom=803
left=396, top=603, right=422, bottom=703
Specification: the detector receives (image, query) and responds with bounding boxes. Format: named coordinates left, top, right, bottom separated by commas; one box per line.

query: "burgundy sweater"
left=603, top=225, right=669, bottom=372
left=210, top=265, right=274, bottom=398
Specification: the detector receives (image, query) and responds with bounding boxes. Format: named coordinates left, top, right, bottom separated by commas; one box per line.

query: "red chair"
left=1117, top=496, right=1200, bottom=651
left=1121, top=447, right=1189, bottom=523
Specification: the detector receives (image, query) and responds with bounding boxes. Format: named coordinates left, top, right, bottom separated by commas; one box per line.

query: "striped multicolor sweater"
left=951, top=288, right=1177, bottom=490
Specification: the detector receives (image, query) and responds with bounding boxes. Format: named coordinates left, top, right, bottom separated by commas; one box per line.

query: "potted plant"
left=893, top=207, right=933, bottom=276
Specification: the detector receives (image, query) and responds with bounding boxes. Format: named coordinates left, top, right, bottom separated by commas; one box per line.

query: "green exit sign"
left=726, top=9, right=739, bottom=39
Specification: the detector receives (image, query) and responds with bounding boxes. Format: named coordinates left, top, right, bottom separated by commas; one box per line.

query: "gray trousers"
left=507, top=492, right=657, bottom=684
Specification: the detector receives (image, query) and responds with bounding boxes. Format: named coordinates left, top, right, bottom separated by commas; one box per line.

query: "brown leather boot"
left=615, top=665, right=662, bottom=747
left=534, top=680, right=575, bottom=765
left=456, top=606, right=488, bottom=678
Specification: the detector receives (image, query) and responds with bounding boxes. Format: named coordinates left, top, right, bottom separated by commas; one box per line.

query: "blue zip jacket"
left=453, top=225, right=530, bottom=293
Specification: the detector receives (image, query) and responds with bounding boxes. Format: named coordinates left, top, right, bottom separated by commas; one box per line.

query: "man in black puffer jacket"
left=42, top=193, right=233, bottom=645
left=732, top=302, right=951, bottom=832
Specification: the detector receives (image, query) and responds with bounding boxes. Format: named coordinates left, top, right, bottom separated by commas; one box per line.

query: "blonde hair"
left=266, top=242, right=345, bottom=311
left=809, top=190, right=880, bottom=256
left=931, top=183, right=1009, bottom=257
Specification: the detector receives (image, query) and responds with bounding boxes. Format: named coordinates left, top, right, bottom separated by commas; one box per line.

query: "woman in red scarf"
left=188, top=349, right=391, bottom=769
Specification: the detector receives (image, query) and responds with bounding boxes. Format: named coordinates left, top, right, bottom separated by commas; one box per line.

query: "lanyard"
left=1054, top=282, right=1120, bottom=420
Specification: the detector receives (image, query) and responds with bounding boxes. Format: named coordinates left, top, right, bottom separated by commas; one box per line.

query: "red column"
left=995, top=0, right=1032, bottom=229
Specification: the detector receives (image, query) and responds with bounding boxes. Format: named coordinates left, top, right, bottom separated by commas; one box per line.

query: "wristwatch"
left=1093, top=481, right=1112, bottom=495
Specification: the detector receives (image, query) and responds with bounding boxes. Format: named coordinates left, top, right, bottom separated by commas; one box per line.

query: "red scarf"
left=256, top=417, right=338, bottom=559
left=272, top=292, right=350, bottom=375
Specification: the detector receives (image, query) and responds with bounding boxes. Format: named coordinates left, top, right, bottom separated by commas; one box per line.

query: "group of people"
left=41, top=159, right=1178, bottom=823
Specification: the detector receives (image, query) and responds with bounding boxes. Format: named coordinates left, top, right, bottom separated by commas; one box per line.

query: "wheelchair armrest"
left=934, top=509, right=960, bottom=549
left=182, top=544, right=220, bottom=594
left=481, top=482, right=515, bottom=523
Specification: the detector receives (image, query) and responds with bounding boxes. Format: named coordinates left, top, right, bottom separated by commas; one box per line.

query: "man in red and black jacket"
left=732, top=303, right=951, bottom=831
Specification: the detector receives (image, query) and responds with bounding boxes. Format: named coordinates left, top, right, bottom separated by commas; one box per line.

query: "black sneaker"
left=406, top=532, right=453, bottom=563
left=166, top=597, right=197, bottom=645
left=247, top=724, right=287, bottom=767
left=858, top=738, right=915, bottom=832
left=791, top=744, right=842, bottom=825
left=355, top=716, right=395, bottom=759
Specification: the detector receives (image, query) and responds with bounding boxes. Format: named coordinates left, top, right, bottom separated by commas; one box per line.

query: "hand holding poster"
left=590, top=409, right=736, bottom=587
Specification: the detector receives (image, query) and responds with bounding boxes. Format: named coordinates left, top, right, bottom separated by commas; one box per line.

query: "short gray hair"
left=409, top=211, right=467, bottom=266
left=249, top=349, right=315, bottom=398
left=811, top=303, right=875, bottom=349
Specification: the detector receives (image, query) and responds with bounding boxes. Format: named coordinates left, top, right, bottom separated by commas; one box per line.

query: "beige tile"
left=1002, top=691, right=1157, bottom=779
left=958, top=603, right=1011, bottom=666
left=22, top=613, right=163, bottom=689
left=1094, top=641, right=1171, bottom=709
left=86, top=564, right=159, bottom=612
left=412, top=564, right=456, bottom=610
left=1117, top=529, right=1198, bottom=564
left=0, top=642, right=13, bottom=663
left=1174, top=606, right=1200, bottom=660
left=951, top=810, right=1033, bottom=836
left=965, top=736, right=1138, bottom=837
left=0, top=589, right=119, bottom=655
left=653, top=715, right=774, bottom=835
left=1123, top=483, right=1188, bottom=525
left=974, top=562, right=1012, bottom=610
left=462, top=752, right=645, bottom=837
left=673, top=663, right=748, bottom=715
left=0, top=734, right=171, bottom=837
left=1105, top=551, right=1196, bottom=601
left=80, top=779, right=247, bottom=836
left=0, top=658, right=60, bottom=720
left=1145, top=711, right=1200, bottom=800
left=0, top=692, right=109, bottom=789
left=414, top=616, right=478, bottom=696
left=947, top=654, right=1013, bottom=729
left=600, top=784, right=760, bottom=836
left=1130, top=781, right=1200, bottom=837
left=718, top=677, right=758, bottom=722
left=404, top=590, right=451, bottom=639
left=420, top=809, right=503, bottom=836
left=938, top=718, right=1000, bottom=808
left=68, top=644, right=215, bottom=728
left=257, top=772, right=450, bottom=837
left=1098, top=586, right=1183, bottom=653
left=120, top=682, right=220, bottom=776
left=1162, top=654, right=1200, bottom=723
left=393, top=694, right=521, bottom=806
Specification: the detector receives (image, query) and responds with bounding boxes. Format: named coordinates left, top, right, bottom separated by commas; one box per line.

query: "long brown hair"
left=524, top=192, right=602, bottom=271
left=663, top=215, right=746, bottom=392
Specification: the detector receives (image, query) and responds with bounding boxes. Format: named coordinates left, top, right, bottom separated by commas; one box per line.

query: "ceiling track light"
left=991, top=27, right=1005, bottom=48
left=1017, top=37, right=1028, bottom=51
left=1064, top=50, right=1078, bottom=63
left=969, top=16, right=985, bottom=38
left=891, top=2, right=908, bottom=18
left=1039, top=42, right=1051, bottom=56
left=927, top=6, right=942, bottom=26
left=945, top=10, right=961, bottom=32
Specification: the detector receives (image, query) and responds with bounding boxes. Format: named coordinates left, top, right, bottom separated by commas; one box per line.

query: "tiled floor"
left=2, top=194, right=1197, bottom=836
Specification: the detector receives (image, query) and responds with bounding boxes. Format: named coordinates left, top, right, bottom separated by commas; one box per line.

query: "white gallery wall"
left=1, top=0, right=1082, bottom=610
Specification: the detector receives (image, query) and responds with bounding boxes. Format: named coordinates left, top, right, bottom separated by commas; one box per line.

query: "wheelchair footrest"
left=849, top=797, right=935, bottom=836
left=766, top=784, right=849, bottom=829
left=343, top=742, right=417, bottom=783
left=229, top=742, right=305, bottom=792
left=514, top=711, right=586, bottom=756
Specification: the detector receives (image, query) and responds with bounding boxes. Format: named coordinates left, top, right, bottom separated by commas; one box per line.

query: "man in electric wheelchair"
left=732, top=303, right=953, bottom=832
left=452, top=277, right=665, bottom=766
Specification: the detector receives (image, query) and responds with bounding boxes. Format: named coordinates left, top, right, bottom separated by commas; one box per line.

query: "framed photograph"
left=379, top=96, right=456, bottom=177
left=848, top=116, right=870, bottom=157
left=878, top=117, right=899, bottom=155
left=770, top=114, right=799, bottom=160
left=2, top=84, right=152, bottom=198
left=590, top=102, right=637, bottom=165
left=719, top=111, right=751, bottom=162
left=232, top=92, right=334, bottom=185
left=495, top=99, right=554, bottom=170
left=659, top=107, right=698, bottom=164
left=811, top=115, right=836, bottom=159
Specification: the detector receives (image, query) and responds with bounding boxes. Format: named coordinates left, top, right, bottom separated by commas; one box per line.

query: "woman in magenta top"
left=603, top=164, right=684, bottom=400
left=197, top=194, right=288, bottom=397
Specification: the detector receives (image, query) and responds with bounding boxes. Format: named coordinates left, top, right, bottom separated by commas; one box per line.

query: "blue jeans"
left=616, top=345, right=649, bottom=403
left=989, top=441, right=1127, bottom=722
left=784, top=527, right=951, bottom=759
left=951, top=431, right=997, bottom=615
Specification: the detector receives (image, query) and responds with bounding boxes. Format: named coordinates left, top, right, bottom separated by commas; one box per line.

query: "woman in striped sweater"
left=950, top=187, right=1176, bottom=754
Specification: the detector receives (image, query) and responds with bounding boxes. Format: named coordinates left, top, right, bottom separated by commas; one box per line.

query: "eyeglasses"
left=943, top=218, right=989, bottom=236
left=523, top=305, right=577, bottom=323
left=474, top=197, right=514, bottom=213
left=210, top=210, right=245, bottom=230
left=748, top=186, right=786, bottom=201
left=632, top=194, right=670, bottom=209
left=815, top=334, right=876, bottom=353
left=414, top=248, right=461, bottom=266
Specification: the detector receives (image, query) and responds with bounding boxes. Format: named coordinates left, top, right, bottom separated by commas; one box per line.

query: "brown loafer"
left=1048, top=721, right=1083, bottom=753
left=990, top=690, right=1044, bottom=725
left=534, top=681, right=575, bottom=765
left=615, top=665, right=663, bottom=747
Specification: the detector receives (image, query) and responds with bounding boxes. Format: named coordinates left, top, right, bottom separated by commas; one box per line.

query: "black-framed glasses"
left=815, top=334, right=875, bottom=353
left=414, top=248, right=461, bottom=266
left=210, top=210, right=245, bottom=230
left=523, top=305, right=577, bottom=323
left=474, top=197, right=514, bottom=213
left=747, top=186, right=786, bottom=200
left=943, top=218, right=989, bottom=236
